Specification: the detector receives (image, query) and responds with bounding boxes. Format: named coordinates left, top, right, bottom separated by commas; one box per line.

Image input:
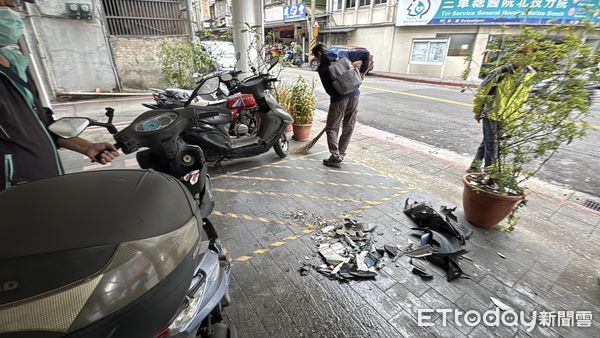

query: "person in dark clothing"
left=311, top=43, right=370, bottom=167
left=0, top=0, right=118, bottom=192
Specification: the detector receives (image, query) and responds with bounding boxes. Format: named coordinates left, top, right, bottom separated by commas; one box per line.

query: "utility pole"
left=232, top=0, right=258, bottom=73
left=309, top=0, right=316, bottom=54
left=186, top=0, right=195, bottom=45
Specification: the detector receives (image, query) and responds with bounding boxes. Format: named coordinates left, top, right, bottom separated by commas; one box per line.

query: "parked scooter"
left=283, top=49, right=303, bottom=67
left=0, top=89, right=234, bottom=337
left=182, top=57, right=293, bottom=164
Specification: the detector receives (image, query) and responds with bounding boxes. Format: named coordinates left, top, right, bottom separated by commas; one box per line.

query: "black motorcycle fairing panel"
left=265, top=96, right=293, bottom=124
left=195, top=106, right=232, bottom=125
left=0, top=170, right=197, bottom=259
left=0, top=245, right=116, bottom=305
left=257, top=111, right=284, bottom=144
left=184, top=129, right=230, bottom=152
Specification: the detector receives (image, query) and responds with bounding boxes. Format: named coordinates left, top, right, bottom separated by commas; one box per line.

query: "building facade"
left=324, top=0, right=599, bottom=80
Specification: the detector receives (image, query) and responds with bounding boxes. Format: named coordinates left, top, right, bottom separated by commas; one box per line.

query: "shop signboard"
left=265, top=6, right=284, bottom=22
left=284, top=2, right=307, bottom=21
left=395, top=0, right=600, bottom=26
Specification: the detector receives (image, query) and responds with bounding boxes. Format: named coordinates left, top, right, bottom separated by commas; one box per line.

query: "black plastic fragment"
left=349, top=270, right=377, bottom=279
left=410, top=228, right=469, bottom=281
left=403, top=199, right=473, bottom=245
left=410, top=259, right=434, bottom=280
left=299, top=265, right=310, bottom=276
left=384, top=244, right=399, bottom=257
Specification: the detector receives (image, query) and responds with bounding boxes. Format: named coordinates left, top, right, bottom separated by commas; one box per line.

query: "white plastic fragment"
left=490, top=297, right=513, bottom=312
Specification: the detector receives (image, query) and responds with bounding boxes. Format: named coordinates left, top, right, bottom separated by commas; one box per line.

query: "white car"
left=201, top=41, right=237, bottom=71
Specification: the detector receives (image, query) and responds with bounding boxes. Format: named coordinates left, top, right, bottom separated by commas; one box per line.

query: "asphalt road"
left=279, top=67, right=600, bottom=197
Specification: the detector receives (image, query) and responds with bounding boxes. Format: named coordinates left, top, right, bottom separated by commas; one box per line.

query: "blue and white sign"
left=284, top=2, right=306, bottom=21
left=395, top=0, right=600, bottom=26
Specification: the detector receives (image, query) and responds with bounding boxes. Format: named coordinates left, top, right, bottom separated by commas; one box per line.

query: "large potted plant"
left=462, top=22, right=598, bottom=231
left=275, top=76, right=316, bottom=140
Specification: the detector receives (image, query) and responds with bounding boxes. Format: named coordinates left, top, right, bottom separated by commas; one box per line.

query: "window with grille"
left=101, top=0, right=189, bottom=36
left=374, top=0, right=387, bottom=4
left=359, top=0, right=371, bottom=6
left=346, top=0, right=356, bottom=8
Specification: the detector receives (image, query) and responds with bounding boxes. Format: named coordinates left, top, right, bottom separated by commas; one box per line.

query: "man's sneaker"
left=323, top=155, right=343, bottom=167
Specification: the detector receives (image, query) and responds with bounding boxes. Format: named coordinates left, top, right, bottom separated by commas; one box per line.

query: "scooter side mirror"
left=49, top=117, right=90, bottom=139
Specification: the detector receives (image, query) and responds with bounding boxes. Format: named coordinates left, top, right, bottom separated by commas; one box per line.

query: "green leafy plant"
left=275, top=76, right=316, bottom=125
left=158, top=39, right=214, bottom=89
left=467, top=21, right=599, bottom=230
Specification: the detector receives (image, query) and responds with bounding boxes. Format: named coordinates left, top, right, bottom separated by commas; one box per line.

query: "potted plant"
left=275, top=76, right=317, bottom=140
left=273, top=80, right=294, bottom=133
left=462, top=22, right=598, bottom=231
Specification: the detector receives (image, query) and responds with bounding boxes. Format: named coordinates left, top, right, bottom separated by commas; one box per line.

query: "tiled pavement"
left=59, top=123, right=600, bottom=337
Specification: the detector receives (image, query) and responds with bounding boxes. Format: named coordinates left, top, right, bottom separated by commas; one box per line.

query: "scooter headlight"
left=0, top=217, right=200, bottom=334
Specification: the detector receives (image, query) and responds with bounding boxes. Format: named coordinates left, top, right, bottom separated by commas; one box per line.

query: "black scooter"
left=0, top=99, right=234, bottom=337
left=182, top=58, right=293, bottom=164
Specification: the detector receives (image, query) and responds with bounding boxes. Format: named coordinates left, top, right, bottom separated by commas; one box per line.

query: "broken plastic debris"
left=318, top=243, right=347, bottom=265
left=384, top=244, right=399, bottom=257
left=359, top=223, right=376, bottom=232
left=299, top=265, right=310, bottom=276
left=321, top=225, right=335, bottom=233
left=497, top=252, right=506, bottom=259
left=331, top=262, right=344, bottom=275
left=403, top=199, right=472, bottom=245
left=348, top=270, right=377, bottom=279
left=490, top=297, right=513, bottom=311
left=356, top=252, right=369, bottom=271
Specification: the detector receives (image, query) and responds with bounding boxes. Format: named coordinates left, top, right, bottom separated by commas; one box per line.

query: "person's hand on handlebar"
left=57, top=138, right=119, bottom=164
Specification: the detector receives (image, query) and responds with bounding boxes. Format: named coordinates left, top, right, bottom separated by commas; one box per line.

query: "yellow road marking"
left=271, top=242, right=286, bottom=247
left=222, top=175, right=403, bottom=190
left=263, top=164, right=388, bottom=178
left=286, top=235, right=298, bottom=240
left=254, top=249, right=269, bottom=254
left=361, top=84, right=473, bottom=107
left=235, top=256, right=252, bottom=262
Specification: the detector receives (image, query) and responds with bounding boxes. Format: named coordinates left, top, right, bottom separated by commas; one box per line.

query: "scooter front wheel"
left=273, top=131, right=289, bottom=158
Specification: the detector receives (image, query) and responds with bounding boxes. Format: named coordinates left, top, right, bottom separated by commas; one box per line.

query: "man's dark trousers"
left=325, top=96, right=359, bottom=159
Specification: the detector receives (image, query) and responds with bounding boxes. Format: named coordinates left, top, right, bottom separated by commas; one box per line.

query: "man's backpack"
left=328, top=57, right=362, bottom=95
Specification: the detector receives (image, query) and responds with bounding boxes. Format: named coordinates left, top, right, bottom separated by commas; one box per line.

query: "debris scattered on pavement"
left=490, top=297, right=513, bottom=312
left=299, top=265, right=310, bottom=276
left=409, top=228, right=469, bottom=281
left=403, top=199, right=472, bottom=245
left=410, top=259, right=434, bottom=280
left=497, top=252, right=506, bottom=259
left=305, top=217, right=390, bottom=281
left=284, top=267, right=290, bottom=273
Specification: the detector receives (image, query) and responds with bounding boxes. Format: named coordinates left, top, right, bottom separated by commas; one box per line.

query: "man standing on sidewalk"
left=311, top=43, right=370, bottom=167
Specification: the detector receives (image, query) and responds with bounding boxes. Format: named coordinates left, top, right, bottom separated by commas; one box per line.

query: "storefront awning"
left=320, top=27, right=355, bottom=34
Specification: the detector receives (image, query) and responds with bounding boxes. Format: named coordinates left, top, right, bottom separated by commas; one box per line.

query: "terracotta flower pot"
left=292, top=123, right=312, bottom=141
left=462, top=174, right=524, bottom=229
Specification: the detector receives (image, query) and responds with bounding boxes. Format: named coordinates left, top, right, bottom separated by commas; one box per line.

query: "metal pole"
left=186, top=0, right=195, bottom=45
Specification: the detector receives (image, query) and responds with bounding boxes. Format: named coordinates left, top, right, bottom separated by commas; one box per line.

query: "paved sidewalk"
left=57, top=108, right=600, bottom=337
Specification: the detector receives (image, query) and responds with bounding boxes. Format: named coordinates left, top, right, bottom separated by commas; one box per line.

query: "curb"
left=369, top=72, right=480, bottom=88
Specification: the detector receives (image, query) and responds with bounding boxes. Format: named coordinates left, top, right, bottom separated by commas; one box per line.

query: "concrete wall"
left=109, top=36, right=176, bottom=90
left=346, top=25, right=395, bottom=73
left=26, top=0, right=119, bottom=93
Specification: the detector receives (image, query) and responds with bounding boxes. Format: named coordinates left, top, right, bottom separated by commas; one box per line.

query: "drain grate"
left=582, top=199, right=600, bottom=212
